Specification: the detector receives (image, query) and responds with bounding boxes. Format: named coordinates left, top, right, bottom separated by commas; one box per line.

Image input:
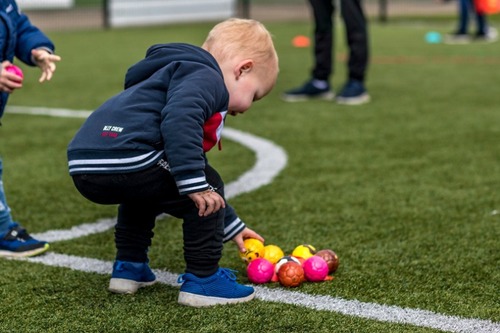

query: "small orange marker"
left=292, top=35, right=310, bottom=48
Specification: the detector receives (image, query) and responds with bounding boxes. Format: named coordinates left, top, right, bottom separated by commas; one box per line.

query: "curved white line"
left=9, top=106, right=498, bottom=333
left=7, top=106, right=287, bottom=241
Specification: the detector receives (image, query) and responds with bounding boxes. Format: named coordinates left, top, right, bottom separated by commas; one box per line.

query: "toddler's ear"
left=234, top=59, right=254, bottom=78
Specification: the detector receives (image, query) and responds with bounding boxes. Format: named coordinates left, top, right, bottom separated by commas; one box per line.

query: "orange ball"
left=277, top=262, right=304, bottom=288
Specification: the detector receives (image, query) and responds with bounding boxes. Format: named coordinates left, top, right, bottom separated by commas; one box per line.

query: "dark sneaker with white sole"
left=336, top=80, right=370, bottom=105
left=282, top=80, right=335, bottom=102
left=0, top=222, right=49, bottom=258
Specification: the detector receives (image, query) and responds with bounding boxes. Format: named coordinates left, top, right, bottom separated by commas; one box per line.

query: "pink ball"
left=303, top=256, right=329, bottom=282
left=5, top=65, right=23, bottom=79
left=247, top=258, right=274, bottom=284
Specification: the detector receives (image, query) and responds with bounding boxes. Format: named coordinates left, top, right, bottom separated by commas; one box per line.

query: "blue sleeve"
left=223, top=204, right=246, bottom=243
left=160, top=63, right=228, bottom=195
left=14, top=4, right=54, bottom=66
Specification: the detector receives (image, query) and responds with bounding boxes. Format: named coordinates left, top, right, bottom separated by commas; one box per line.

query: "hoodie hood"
left=124, top=43, right=221, bottom=89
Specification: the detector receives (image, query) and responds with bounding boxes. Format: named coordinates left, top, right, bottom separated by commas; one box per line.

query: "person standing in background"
left=444, top=0, right=498, bottom=44
left=282, top=0, right=370, bottom=105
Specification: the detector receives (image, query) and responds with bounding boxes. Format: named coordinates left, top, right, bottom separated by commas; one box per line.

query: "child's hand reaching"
left=233, top=227, right=265, bottom=253
left=188, top=189, right=226, bottom=217
left=32, top=48, right=61, bottom=82
left=0, top=61, right=23, bottom=93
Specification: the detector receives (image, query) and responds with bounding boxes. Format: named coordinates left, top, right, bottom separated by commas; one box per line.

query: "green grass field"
left=0, top=16, right=499, bottom=333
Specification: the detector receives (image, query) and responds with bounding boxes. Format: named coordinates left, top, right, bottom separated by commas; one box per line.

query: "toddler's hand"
left=32, top=49, right=61, bottom=82
left=188, top=189, right=225, bottom=217
left=233, top=227, right=265, bottom=253
left=0, top=61, right=23, bottom=93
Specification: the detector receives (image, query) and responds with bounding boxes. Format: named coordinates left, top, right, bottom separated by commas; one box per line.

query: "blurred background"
left=22, top=0, right=458, bottom=31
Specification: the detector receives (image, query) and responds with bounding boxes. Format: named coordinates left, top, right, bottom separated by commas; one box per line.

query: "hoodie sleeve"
left=159, top=62, right=228, bottom=195
left=223, top=204, right=246, bottom=242
left=13, top=3, right=55, bottom=66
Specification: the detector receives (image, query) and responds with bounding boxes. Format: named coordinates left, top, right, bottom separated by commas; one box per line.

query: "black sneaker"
left=336, top=80, right=370, bottom=105
left=0, top=222, right=49, bottom=258
left=282, top=80, right=335, bottom=102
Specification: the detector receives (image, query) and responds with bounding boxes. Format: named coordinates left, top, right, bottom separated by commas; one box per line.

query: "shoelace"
left=177, top=268, right=238, bottom=283
left=218, top=268, right=237, bottom=281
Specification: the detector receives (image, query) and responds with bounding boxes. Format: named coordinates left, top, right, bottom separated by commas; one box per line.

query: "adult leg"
left=470, top=0, right=487, bottom=35
left=336, top=0, right=370, bottom=105
left=458, top=0, right=470, bottom=34
left=340, top=0, right=368, bottom=83
left=310, top=0, right=335, bottom=81
left=281, top=0, right=336, bottom=101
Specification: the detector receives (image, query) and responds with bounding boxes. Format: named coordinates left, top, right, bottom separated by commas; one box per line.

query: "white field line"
left=7, top=106, right=500, bottom=333
left=22, top=253, right=500, bottom=333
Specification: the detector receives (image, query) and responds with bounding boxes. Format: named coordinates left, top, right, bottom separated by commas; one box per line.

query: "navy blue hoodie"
left=68, top=43, right=228, bottom=194
left=68, top=43, right=245, bottom=241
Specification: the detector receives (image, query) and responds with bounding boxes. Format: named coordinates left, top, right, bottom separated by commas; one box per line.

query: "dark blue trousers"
left=309, top=0, right=369, bottom=82
left=72, top=163, right=224, bottom=277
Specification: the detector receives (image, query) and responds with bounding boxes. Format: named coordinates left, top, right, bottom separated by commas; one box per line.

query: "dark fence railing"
left=23, top=0, right=456, bottom=32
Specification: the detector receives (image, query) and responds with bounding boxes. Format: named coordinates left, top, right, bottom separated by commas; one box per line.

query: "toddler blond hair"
left=202, top=18, right=279, bottom=73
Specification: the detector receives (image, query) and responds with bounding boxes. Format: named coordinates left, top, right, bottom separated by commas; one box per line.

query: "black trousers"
left=72, top=163, right=225, bottom=277
left=309, top=0, right=369, bottom=82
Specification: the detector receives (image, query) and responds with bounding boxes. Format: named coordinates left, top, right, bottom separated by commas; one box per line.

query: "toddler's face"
left=226, top=62, right=277, bottom=116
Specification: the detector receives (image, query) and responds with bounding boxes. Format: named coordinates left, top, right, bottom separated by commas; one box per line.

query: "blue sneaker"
left=177, top=268, right=255, bottom=307
left=109, top=260, right=156, bottom=294
left=336, top=80, right=370, bottom=105
left=282, top=79, right=335, bottom=102
left=0, top=222, right=49, bottom=258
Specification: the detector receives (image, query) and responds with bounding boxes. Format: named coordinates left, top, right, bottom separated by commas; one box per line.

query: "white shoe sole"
left=108, top=278, right=156, bottom=294
left=178, top=290, right=255, bottom=307
left=0, top=243, right=49, bottom=258
left=336, top=93, right=371, bottom=105
left=281, top=91, right=335, bottom=102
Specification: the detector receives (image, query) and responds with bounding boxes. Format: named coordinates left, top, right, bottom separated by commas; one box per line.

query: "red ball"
left=246, top=258, right=274, bottom=284
left=5, top=65, right=23, bottom=79
left=274, top=255, right=301, bottom=274
left=303, top=256, right=329, bottom=282
left=277, top=262, right=304, bottom=288
left=315, top=249, right=340, bottom=273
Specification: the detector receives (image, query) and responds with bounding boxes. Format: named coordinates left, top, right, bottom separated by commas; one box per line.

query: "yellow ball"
left=239, top=238, right=265, bottom=263
left=291, top=244, right=316, bottom=260
left=263, top=244, right=285, bottom=264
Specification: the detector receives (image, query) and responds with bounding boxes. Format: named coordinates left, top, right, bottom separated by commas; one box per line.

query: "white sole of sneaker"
left=281, top=91, right=335, bottom=102
left=0, top=243, right=49, bottom=258
left=336, top=93, right=371, bottom=105
left=108, top=278, right=156, bottom=294
left=178, top=290, right=255, bottom=307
